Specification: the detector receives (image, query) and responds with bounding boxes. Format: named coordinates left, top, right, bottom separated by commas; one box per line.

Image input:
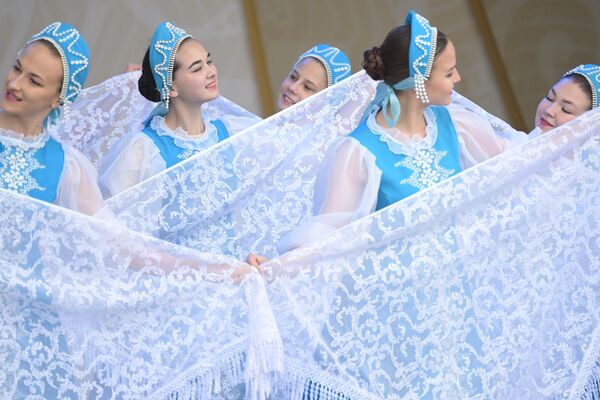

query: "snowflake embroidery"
left=0, top=145, right=45, bottom=194
left=177, top=149, right=195, bottom=160
left=396, top=148, right=455, bottom=190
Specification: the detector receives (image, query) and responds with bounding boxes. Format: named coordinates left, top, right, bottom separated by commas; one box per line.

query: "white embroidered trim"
left=149, top=115, right=219, bottom=151
left=0, top=145, right=45, bottom=194
left=366, top=107, right=437, bottom=157
left=0, top=127, right=49, bottom=149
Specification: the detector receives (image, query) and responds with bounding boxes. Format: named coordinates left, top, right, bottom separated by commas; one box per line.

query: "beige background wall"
left=483, top=0, right=600, bottom=130
left=1, top=0, right=598, bottom=130
left=0, top=0, right=262, bottom=114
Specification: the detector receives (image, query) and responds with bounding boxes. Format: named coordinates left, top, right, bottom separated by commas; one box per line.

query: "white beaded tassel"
left=414, top=74, right=429, bottom=104
left=61, top=102, right=70, bottom=124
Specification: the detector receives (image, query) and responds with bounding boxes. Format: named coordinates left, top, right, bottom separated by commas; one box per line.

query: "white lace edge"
left=366, top=107, right=437, bottom=157
left=151, top=335, right=283, bottom=400
left=271, top=356, right=382, bottom=400
left=0, top=126, right=49, bottom=149
left=149, top=115, right=219, bottom=151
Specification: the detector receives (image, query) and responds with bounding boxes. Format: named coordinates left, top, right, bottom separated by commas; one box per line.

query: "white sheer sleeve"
left=98, top=132, right=165, bottom=198
left=277, top=137, right=381, bottom=254
left=219, top=114, right=262, bottom=136
left=447, top=103, right=528, bottom=169
left=55, top=146, right=105, bottom=215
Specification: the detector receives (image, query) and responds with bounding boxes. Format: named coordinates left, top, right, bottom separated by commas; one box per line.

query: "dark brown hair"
left=138, top=37, right=192, bottom=102
left=362, top=25, right=448, bottom=85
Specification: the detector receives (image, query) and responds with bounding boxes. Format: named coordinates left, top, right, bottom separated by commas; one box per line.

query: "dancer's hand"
left=246, top=253, right=269, bottom=273
left=231, top=263, right=261, bottom=283
left=124, top=63, right=142, bottom=73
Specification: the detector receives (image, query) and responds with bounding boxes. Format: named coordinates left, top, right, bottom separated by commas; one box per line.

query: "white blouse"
left=277, top=104, right=529, bottom=253
left=98, top=113, right=260, bottom=198
left=0, top=128, right=105, bottom=216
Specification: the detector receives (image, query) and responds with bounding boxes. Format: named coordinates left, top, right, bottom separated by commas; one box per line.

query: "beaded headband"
left=297, top=44, right=352, bottom=86
left=362, top=10, right=439, bottom=128
left=149, top=22, right=191, bottom=109
left=405, top=10, right=438, bottom=104
left=28, top=22, right=90, bottom=107
left=564, top=64, right=600, bottom=109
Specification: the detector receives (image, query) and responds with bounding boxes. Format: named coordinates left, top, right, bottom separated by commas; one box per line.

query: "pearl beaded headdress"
left=297, top=44, right=352, bottom=87
left=149, top=22, right=191, bottom=109
left=28, top=22, right=90, bottom=124
left=362, top=10, right=439, bottom=128
left=405, top=10, right=437, bottom=104
left=565, top=64, right=600, bottom=109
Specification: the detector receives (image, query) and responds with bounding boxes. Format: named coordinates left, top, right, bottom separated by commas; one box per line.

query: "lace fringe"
left=575, top=360, right=600, bottom=400
left=150, top=336, right=283, bottom=400
left=152, top=348, right=245, bottom=400
left=270, top=357, right=378, bottom=400
left=568, top=323, right=600, bottom=400
left=245, top=335, right=284, bottom=400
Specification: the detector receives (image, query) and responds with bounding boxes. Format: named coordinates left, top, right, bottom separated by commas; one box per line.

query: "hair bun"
left=138, top=48, right=162, bottom=102
left=362, top=47, right=385, bottom=81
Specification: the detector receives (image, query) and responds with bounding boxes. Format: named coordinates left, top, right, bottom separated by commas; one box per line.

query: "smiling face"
left=0, top=41, right=62, bottom=122
left=278, top=57, right=328, bottom=110
left=534, top=77, right=592, bottom=133
left=169, top=38, right=219, bottom=105
left=424, top=40, right=461, bottom=106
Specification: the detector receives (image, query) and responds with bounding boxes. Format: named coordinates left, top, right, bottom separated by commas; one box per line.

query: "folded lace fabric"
left=0, top=188, right=282, bottom=400
left=51, top=71, right=260, bottom=168
left=5, top=67, right=600, bottom=398
left=261, top=107, right=600, bottom=398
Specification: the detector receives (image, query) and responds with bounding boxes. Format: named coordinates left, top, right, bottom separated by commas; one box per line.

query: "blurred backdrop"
left=1, top=0, right=598, bottom=131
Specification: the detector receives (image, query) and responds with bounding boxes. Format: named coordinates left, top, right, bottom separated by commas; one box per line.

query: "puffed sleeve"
left=55, top=146, right=105, bottom=215
left=98, top=132, right=166, bottom=198
left=219, top=114, right=262, bottom=136
left=447, top=103, right=528, bottom=169
left=277, top=137, right=381, bottom=254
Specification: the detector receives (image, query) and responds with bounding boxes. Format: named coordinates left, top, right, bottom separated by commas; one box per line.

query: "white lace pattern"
left=3, top=70, right=599, bottom=399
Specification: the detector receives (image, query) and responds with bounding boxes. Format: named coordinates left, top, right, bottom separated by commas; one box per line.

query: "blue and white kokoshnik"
left=565, top=64, right=600, bottom=109
left=364, top=10, right=439, bottom=128
left=28, top=22, right=90, bottom=124
left=297, top=43, right=352, bottom=86
left=149, top=21, right=191, bottom=109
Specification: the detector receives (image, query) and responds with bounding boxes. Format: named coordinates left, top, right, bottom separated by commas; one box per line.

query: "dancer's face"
left=1, top=41, right=62, bottom=120
left=170, top=39, right=219, bottom=105
left=425, top=40, right=461, bottom=106
left=534, top=77, right=592, bottom=133
left=278, top=57, right=327, bottom=110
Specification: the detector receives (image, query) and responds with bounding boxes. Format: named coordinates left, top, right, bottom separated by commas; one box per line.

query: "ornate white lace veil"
left=51, top=71, right=260, bottom=168
left=5, top=68, right=600, bottom=398
left=96, top=70, right=599, bottom=397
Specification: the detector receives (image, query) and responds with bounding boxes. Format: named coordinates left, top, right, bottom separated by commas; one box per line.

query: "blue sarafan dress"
left=278, top=102, right=518, bottom=253
left=0, top=127, right=106, bottom=400
left=349, top=106, right=461, bottom=211
left=0, top=19, right=103, bottom=215
left=98, top=113, right=258, bottom=198
left=280, top=103, right=522, bottom=399
left=98, top=20, right=261, bottom=199
left=142, top=118, right=230, bottom=169
left=0, top=127, right=104, bottom=214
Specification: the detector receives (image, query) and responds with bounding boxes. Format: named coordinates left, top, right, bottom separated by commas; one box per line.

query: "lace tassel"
left=156, top=348, right=250, bottom=399
left=244, top=336, right=284, bottom=400
left=270, top=358, right=375, bottom=400
left=578, top=360, right=600, bottom=399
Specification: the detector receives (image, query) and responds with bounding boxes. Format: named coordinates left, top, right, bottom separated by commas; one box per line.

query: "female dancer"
left=277, top=43, right=352, bottom=110
left=533, top=63, right=599, bottom=135
left=99, top=21, right=260, bottom=197
left=275, top=10, right=515, bottom=253
left=0, top=22, right=105, bottom=216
